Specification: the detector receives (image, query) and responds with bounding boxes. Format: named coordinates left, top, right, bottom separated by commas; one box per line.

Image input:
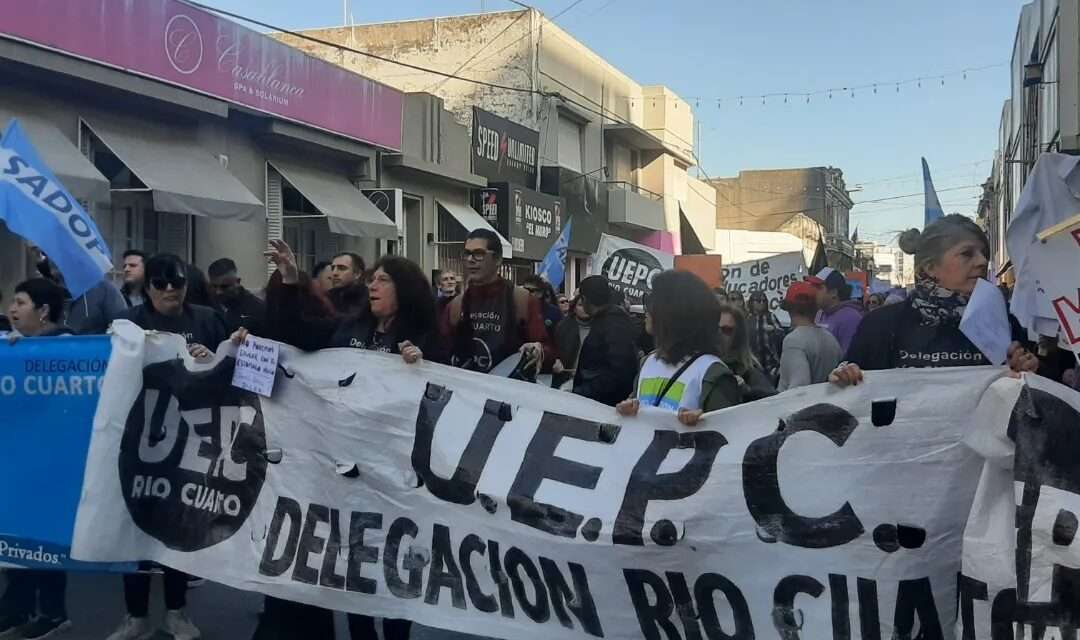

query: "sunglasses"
left=462, top=249, right=492, bottom=261
left=720, top=326, right=737, bottom=336
left=150, top=275, right=187, bottom=291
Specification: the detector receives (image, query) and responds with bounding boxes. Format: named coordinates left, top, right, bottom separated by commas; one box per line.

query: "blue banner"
left=537, top=218, right=571, bottom=288
left=0, top=335, right=130, bottom=571
left=922, top=156, right=945, bottom=226
left=0, top=119, right=113, bottom=298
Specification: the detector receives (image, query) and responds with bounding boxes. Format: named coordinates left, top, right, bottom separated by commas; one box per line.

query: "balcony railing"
left=604, top=181, right=662, bottom=201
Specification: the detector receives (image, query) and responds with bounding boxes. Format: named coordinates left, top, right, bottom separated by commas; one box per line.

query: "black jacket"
left=572, top=306, right=640, bottom=406
left=845, top=298, right=1026, bottom=370
left=269, top=281, right=443, bottom=362
left=326, top=283, right=369, bottom=316
left=118, top=303, right=228, bottom=348
left=218, top=288, right=267, bottom=337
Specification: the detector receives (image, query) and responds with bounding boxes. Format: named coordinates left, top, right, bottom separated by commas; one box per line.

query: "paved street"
left=3, top=572, right=490, bottom=640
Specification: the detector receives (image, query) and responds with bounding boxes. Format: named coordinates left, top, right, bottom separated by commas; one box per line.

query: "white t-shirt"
left=636, top=353, right=723, bottom=412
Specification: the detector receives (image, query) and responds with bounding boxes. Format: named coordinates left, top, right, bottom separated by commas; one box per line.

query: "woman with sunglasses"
left=116, top=253, right=228, bottom=363
left=717, top=304, right=777, bottom=401
left=108, top=254, right=223, bottom=640
left=616, top=270, right=742, bottom=426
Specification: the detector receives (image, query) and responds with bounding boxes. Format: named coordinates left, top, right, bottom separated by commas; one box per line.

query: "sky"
left=204, top=0, right=1027, bottom=246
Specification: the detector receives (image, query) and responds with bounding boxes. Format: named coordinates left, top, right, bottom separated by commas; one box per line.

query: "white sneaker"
left=162, top=610, right=200, bottom=640
left=104, top=616, right=153, bottom=640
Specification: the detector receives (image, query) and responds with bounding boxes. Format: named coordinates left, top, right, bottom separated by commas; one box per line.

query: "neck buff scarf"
left=910, top=275, right=969, bottom=326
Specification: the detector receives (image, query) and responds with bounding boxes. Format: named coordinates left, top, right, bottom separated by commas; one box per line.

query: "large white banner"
left=588, top=233, right=674, bottom=306
left=72, top=322, right=1080, bottom=639
left=721, top=251, right=808, bottom=324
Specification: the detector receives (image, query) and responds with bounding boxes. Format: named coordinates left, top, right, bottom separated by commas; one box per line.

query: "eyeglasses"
left=719, top=326, right=737, bottom=336
left=149, top=275, right=186, bottom=291
left=462, top=249, right=492, bottom=261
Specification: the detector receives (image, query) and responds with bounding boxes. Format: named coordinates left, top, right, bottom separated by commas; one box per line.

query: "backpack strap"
left=651, top=353, right=705, bottom=407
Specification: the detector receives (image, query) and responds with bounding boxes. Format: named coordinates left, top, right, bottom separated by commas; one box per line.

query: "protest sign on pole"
left=588, top=234, right=674, bottom=306
left=720, top=251, right=807, bottom=323
left=0, top=335, right=131, bottom=571
left=61, top=321, right=1080, bottom=639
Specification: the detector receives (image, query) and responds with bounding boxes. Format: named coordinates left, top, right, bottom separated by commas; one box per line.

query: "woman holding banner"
left=252, top=239, right=438, bottom=368
left=0, top=278, right=73, bottom=640
left=616, top=270, right=742, bottom=426
left=243, top=239, right=427, bottom=640
left=830, top=214, right=1039, bottom=385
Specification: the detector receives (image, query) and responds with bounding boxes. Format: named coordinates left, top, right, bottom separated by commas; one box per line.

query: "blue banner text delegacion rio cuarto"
left=0, top=334, right=130, bottom=571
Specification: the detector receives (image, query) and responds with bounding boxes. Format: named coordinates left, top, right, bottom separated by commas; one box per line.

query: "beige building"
left=984, top=0, right=1080, bottom=279
left=710, top=167, right=855, bottom=270
left=274, top=9, right=717, bottom=286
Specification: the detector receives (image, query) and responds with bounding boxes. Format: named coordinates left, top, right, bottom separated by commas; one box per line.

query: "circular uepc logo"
left=120, top=358, right=268, bottom=551
left=602, top=248, right=663, bottom=302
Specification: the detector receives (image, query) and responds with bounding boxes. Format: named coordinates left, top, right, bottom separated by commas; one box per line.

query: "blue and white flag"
left=922, top=157, right=945, bottom=226
left=0, top=119, right=112, bottom=298
left=537, top=218, right=572, bottom=288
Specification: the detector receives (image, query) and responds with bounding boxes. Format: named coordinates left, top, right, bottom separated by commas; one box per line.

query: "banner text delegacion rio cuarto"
left=67, top=321, right=1080, bottom=639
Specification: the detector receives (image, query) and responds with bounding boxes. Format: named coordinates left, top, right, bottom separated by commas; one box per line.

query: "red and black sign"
left=472, top=108, right=539, bottom=188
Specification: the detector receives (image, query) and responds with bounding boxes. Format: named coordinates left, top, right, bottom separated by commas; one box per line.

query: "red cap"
left=804, top=276, right=825, bottom=287
left=782, top=281, right=819, bottom=310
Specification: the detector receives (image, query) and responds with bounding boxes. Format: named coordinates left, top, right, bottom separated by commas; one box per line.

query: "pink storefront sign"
left=0, top=0, right=403, bottom=151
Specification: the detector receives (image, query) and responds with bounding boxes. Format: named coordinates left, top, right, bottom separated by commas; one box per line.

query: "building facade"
left=855, top=241, right=911, bottom=287
left=710, top=167, right=855, bottom=271
left=0, top=0, right=406, bottom=300
left=273, top=9, right=718, bottom=291
left=986, top=0, right=1080, bottom=277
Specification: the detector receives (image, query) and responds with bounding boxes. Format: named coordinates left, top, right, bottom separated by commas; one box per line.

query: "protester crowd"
left=0, top=212, right=1075, bottom=640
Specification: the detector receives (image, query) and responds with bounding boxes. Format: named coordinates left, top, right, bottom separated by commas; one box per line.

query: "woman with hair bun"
left=831, top=214, right=1038, bottom=385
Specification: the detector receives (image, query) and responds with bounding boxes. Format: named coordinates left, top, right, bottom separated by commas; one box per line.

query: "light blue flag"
left=537, top=219, right=572, bottom=288
left=0, top=119, right=112, bottom=298
left=922, top=157, right=945, bottom=226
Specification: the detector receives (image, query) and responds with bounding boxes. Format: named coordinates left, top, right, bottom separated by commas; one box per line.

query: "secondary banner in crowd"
left=57, top=321, right=1080, bottom=638
left=0, top=335, right=130, bottom=572
left=720, top=251, right=808, bottom=324
left=588, top=233, right=674, bottom=306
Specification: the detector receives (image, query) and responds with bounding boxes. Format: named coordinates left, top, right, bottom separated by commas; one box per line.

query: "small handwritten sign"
left=231, top=336, right=279, bottom=397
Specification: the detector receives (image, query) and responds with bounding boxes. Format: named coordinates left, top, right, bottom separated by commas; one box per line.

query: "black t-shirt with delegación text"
left=119, top=303, right=229, bottom=349
left=846, top=298, right=1024, bottom=371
